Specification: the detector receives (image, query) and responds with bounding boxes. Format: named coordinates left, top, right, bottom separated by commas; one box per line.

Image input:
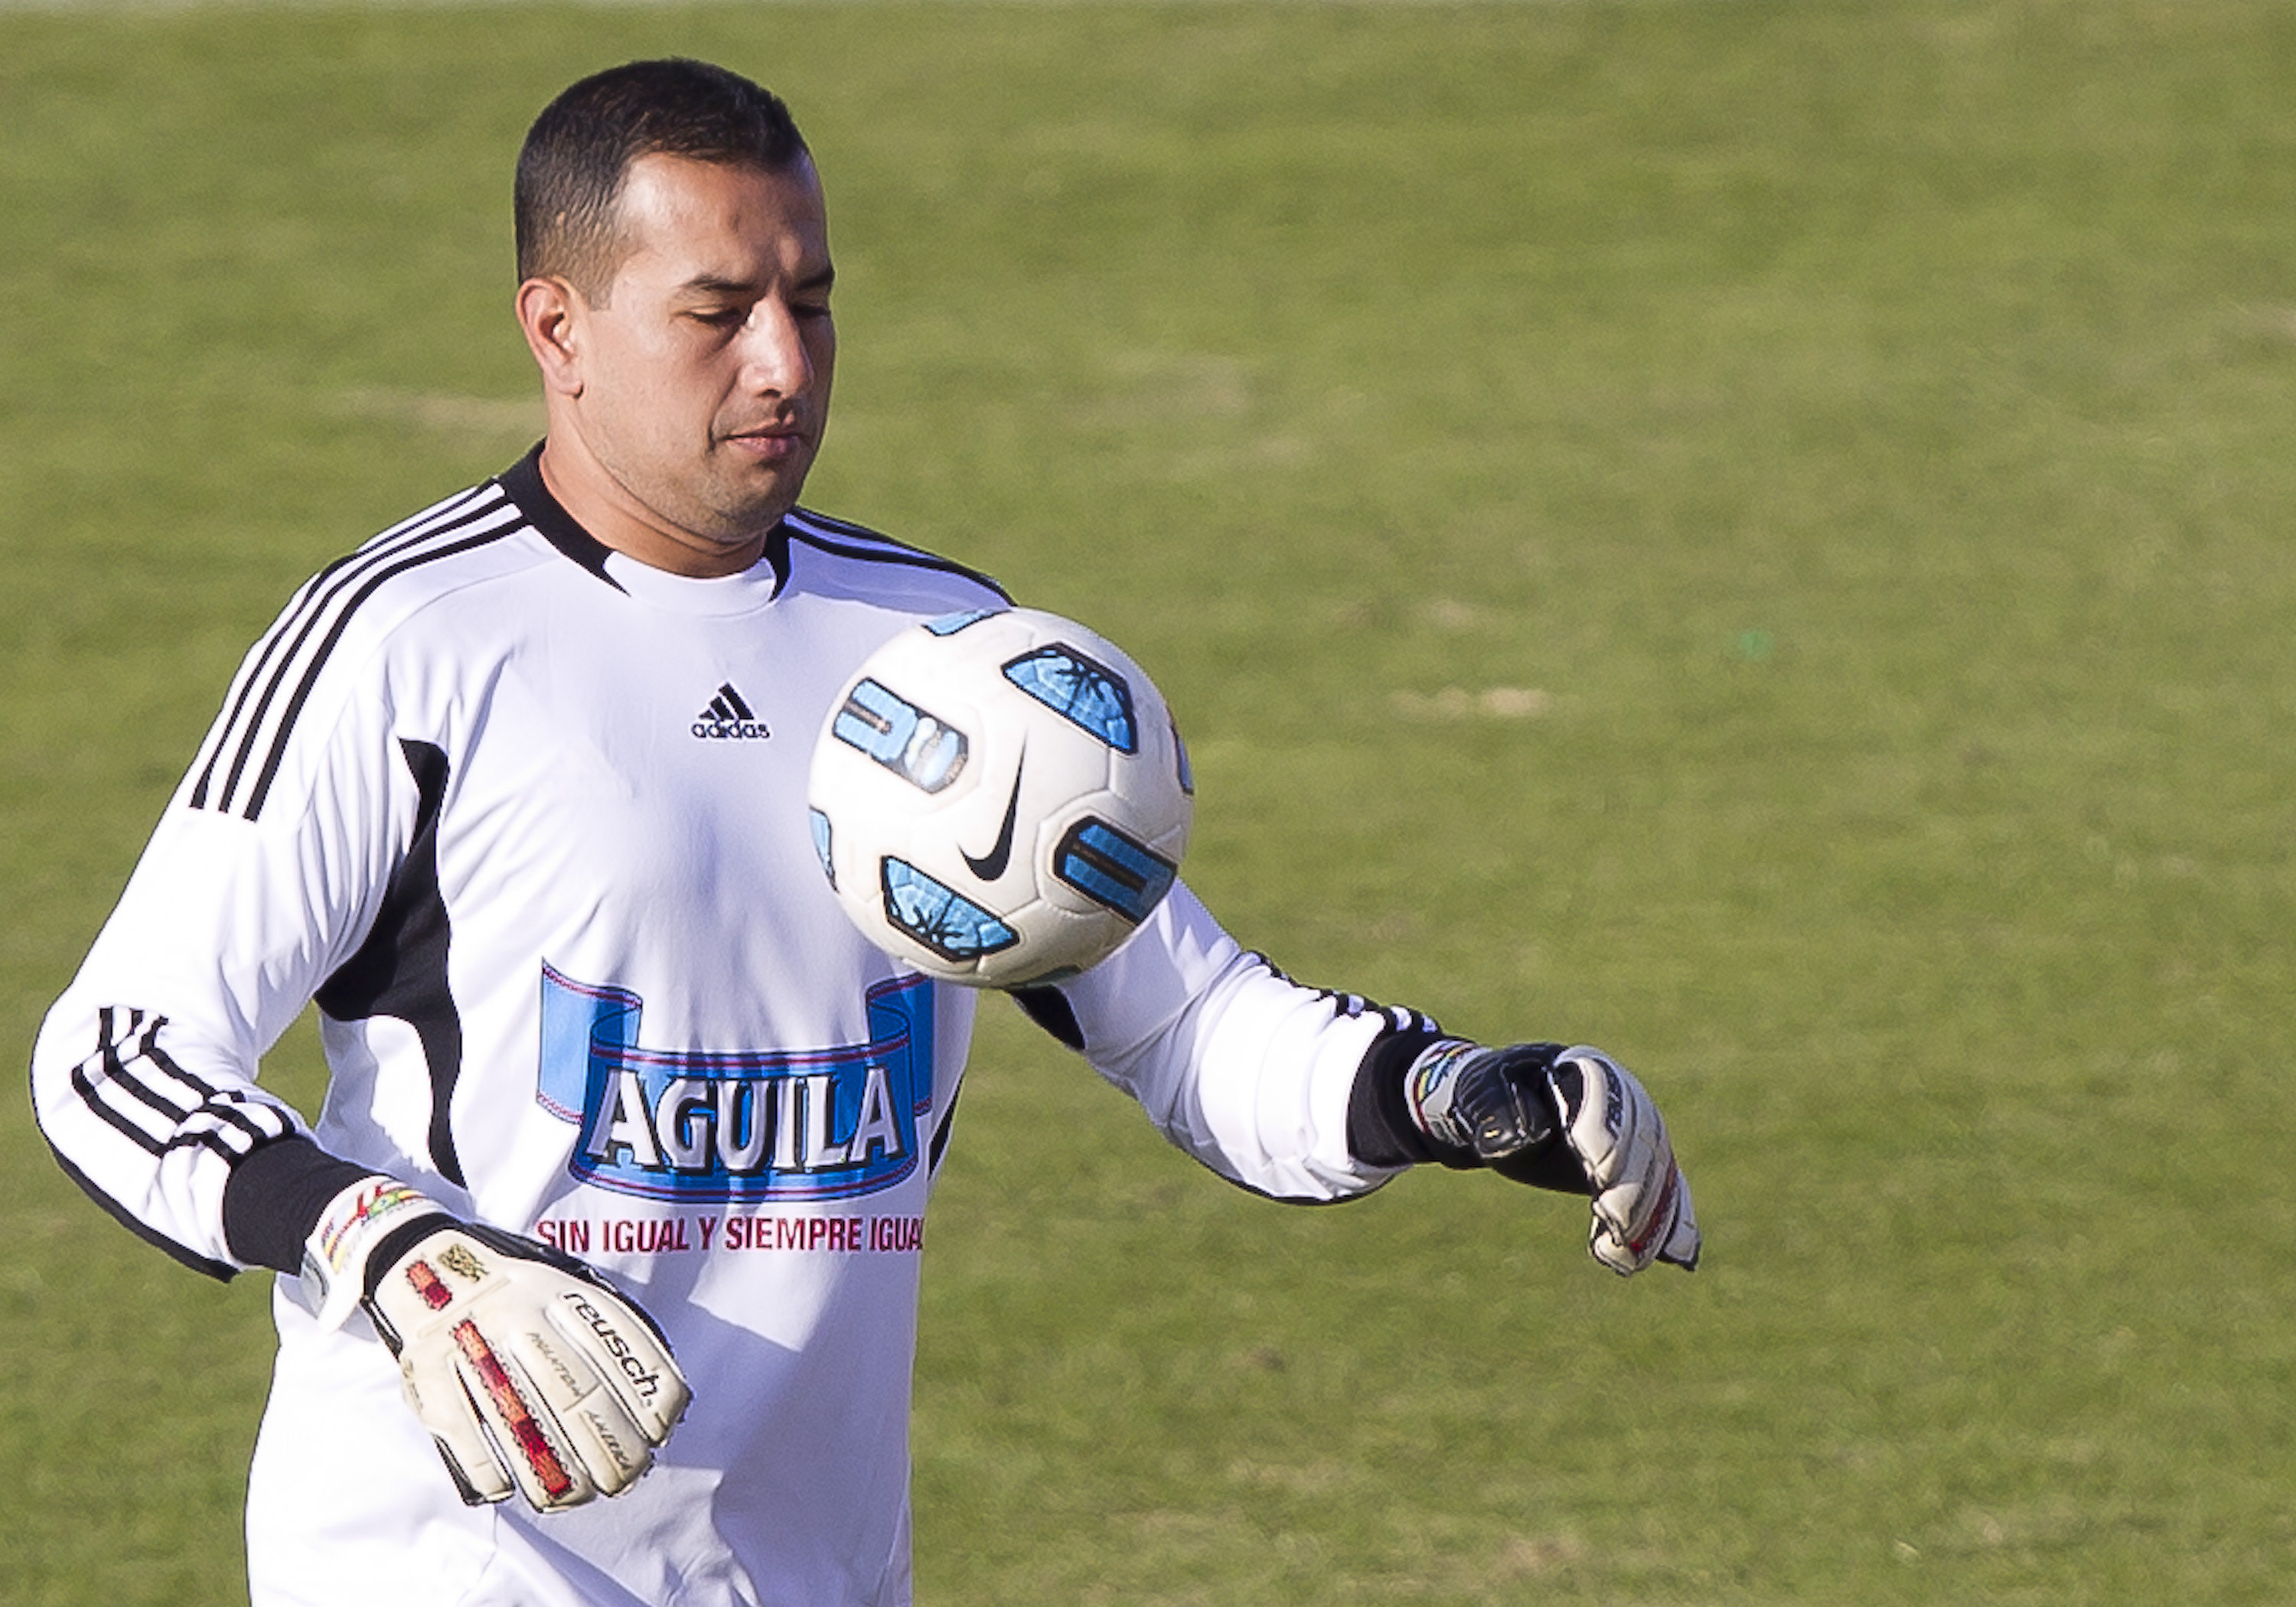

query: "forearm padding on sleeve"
left=222, top=1135, right=385, bottom=1276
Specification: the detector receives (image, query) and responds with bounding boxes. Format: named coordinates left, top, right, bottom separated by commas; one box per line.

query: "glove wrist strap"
left=295, top=1175, right=450, bottom=1331
left=1401, top=1038, right=1489, bottom=1155
left=1348, top=1026, right=1469, bottom=1168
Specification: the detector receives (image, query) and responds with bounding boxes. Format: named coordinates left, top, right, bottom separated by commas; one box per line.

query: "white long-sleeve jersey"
left=30, top=451, right=1436, bottom=1607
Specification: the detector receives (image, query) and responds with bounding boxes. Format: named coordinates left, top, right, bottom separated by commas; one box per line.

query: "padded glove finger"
left=1548, top=1048, right=1701, bottom=1276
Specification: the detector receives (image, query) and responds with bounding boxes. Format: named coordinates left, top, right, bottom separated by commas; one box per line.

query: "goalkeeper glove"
left=298, top=1178, right=692, bottom=1511
left=1403, top=1040, right=1702, bottom=1276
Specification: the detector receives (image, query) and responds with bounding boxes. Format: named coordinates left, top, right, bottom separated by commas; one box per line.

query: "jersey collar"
left=494, top=444, right=793, bottom=606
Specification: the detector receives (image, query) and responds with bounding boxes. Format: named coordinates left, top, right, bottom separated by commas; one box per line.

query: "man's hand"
left=1404, top=1040, right=1701, bottom=1276
left=299, top=1178, right=691, bottom=1511
left=1544, top=1047, right=1701, bottom=1275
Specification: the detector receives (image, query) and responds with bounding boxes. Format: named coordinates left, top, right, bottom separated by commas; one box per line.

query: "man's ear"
left=517, top=276, right=586, bottom=398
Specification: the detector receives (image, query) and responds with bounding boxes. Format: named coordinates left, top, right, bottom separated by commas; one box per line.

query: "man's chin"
left=709, top=459, right=813, bottom=532
left=700, top=496, right=801, bottom=548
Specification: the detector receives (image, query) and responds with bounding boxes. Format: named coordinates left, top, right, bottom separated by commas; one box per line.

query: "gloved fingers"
left=400, top=1345, right=515, bottom=1506
left=1590, top=1162, right=1700, bottom=1276
left=449, top=1319, right=597, bottom=1511
left=1552, top=1048, right=1700, bottom=1277
left=543, top=1286, right=691, bottom=1444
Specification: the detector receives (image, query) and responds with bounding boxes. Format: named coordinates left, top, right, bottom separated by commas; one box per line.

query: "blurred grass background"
left=5, top=1, right=2295, bottom=1602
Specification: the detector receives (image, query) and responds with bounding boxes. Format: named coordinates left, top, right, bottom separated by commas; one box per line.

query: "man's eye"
left=690, top=308, right=747, bottom=329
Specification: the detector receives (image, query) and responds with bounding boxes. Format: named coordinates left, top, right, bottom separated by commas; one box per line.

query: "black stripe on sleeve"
left=191, top=489, right=518, bottom=820
left=778, top=510, right=1011, bottom=602
left=135, top=1017, right=289, bottom=1149
left=71, top=1009, right=291, bottom=1166
left=233, top=523, right=520, bottom=822
left=70, top=1061, right=168, bottom=1155
left=90, top=1008, right=191, bottom=1126
left=156, top=1127, right=265, bottom=1166
left=190, top=485, right=501, bottom=813
left=47, top=1009, right=315, bottom=1279
left=190, top=556, right=366, bottom=813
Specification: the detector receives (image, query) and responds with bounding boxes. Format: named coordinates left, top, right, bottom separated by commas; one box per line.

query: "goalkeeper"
left=29, top=57, right=1695, bottom=1607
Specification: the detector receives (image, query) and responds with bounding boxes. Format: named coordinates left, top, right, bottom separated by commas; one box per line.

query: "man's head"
left=514, top=60, right=837, bottom=578
left=517, top=58, right=810, bottom=305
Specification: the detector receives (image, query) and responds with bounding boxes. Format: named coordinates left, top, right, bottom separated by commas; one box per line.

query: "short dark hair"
left=515, top=58, right=810, bottom=300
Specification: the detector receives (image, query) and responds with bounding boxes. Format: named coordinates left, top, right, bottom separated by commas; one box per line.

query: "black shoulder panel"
left=1009, top=986, right=1085, bottom=1051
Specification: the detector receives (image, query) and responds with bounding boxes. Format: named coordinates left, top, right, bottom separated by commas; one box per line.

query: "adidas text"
left=693, top=718, right=771, bottom=740
left=694, top=682, right=769, bottom=740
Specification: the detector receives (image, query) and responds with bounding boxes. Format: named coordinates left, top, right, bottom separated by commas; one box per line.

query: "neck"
left=535, top=433, right=771, bottom=579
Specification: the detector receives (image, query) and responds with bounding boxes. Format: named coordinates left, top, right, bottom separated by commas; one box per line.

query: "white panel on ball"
left=806, top=607, right=1194, bottom=989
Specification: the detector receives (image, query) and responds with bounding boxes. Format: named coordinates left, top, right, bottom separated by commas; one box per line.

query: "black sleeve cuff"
left=1346, top=1025, right=1479, bottom=1170
left=221, top=1135, right=383, bottom=1276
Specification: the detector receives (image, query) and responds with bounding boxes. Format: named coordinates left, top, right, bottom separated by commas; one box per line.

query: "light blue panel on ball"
left=1003, top=646, right=1138, bottom=754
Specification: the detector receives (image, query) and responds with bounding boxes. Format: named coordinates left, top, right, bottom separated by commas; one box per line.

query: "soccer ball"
left=806, top=607, right=1195, bottom=989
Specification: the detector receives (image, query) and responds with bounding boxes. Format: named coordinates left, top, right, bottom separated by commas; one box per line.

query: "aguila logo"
left=535, top=964, right=934, bottom=1205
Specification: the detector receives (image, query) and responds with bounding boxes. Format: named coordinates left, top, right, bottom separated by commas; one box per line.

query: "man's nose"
left=735, top=302, right=813, bottom=396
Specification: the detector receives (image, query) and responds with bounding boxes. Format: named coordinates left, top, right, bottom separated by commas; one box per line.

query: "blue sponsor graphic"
left=536, top=965, right=934, bottom=1204
left=1003, top=646, right=1138, bottom=754
left=1054, top=818, right=1176, bottom=924
left=832, top=678, right=968, bottom=792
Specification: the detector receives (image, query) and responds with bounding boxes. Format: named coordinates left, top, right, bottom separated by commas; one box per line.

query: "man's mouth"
left=722, top=422, right=809, bottom=461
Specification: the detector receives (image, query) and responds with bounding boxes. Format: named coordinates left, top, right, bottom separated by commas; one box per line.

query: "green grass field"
left=6, top=0, right=2296, bottom=1600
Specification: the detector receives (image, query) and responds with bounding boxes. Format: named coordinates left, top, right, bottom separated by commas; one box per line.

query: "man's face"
left=546, top=152, right=836, bottom=573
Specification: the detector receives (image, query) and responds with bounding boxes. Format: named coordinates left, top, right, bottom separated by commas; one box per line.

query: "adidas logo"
left=693, top=683, right=771, bottom=741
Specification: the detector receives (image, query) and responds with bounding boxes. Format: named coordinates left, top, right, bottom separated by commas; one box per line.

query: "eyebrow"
left=674, top=266, right=837, bottom=299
